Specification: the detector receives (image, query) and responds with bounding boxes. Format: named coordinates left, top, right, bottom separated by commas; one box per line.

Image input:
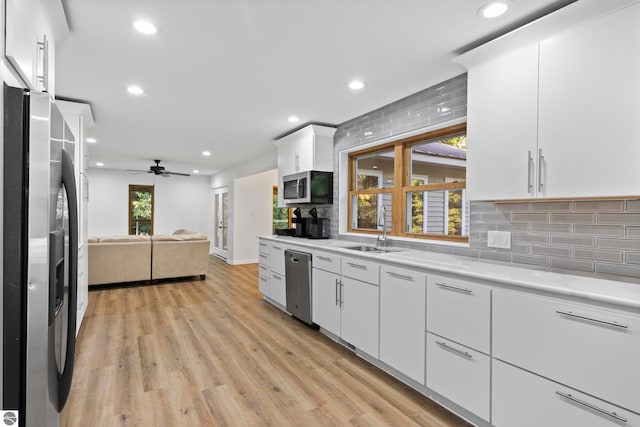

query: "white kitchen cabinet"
left=274, top=124, right=336, bottom=207
left=341, top=276, right=379, bottom=358
left=537, top=3, right=640, bottom=198
left=312, top=250, right=341, bottom=275
left=311, top=267, right=341, bottom=337
left=269, top=272, right=286, bottom=307
left=426, top=275, right=491, bottom=354
left=465, top=43, right=540, bottom=201
left=461, top=4, right=640, bottom=201
left=341, top=256, right=379, bottom=285
left=269, top=242, right=286, bottom=275
left=379, top=265, right=426, bottom=384
left=493, top=289, right=640, bottom=414
left=258, top=264, right=270, bottom=296
left=4, top=0, right=67, bottom=94
left=493, top=359, right=640, bottom=427
left=426, top=333, right=490, bottom=422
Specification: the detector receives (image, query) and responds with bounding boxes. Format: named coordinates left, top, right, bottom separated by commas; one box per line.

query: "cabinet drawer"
left=341, top=256, right=379, bottom=285
left=258, top=272, right=270, bottom=296
left=493, top=359, right=640, bottom=427
left=313, top=250, right=341, bottom=274
left=270, top=273, right=286, bottom=307
left=426, top=333, right=490, bottom=422
left=269, top=243, right=286, bottom=275
left=380, top=265, right=426, bottom=384
left=258, top=240, right=269, bottom=255
left=258, top=253, right=270, bottom=268
left=494, top=290, right=640, bottom=413
left=426, top=275, right=491, bottom=354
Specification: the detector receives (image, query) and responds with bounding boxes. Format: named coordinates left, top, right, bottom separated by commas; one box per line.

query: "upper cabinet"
left=458, top=2, right=640, bottom=201
left=274, top=124, right=336, bottom=206
left=4, top=0, right=69, bottom=95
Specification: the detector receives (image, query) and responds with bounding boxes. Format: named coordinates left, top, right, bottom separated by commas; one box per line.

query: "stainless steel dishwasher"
left=285, top=249, right=313, bottom=325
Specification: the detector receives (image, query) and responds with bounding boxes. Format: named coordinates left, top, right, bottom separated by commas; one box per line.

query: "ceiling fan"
left=128, top=159, right=190, bottom=177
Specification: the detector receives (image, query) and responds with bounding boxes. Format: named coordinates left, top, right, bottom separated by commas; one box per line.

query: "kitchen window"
left=348, top=123, right=467, bottom=242
left=128, top=185, right=154, bottom=235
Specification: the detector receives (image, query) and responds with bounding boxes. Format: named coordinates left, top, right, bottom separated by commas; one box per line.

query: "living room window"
left=128, top=185, right=154, bottom=235
left=347, top=123, right=467, bottom=242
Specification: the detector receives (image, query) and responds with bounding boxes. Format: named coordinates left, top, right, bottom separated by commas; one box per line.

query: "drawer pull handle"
left=435, top=341, right=472, bottom=359
left=555, top=391, right=627, bottom=423
left=259, top=265, right=267, bottom=270
left=317, top=256, right=332, bottom=262
left=259, top=275, right=268, bottom=281
left=259, top=243, right=267, bottom=247
left=556, top=310, right=628, bottom=329
left=272, top=246, right=282, bottom=250
left=347, top=262, right=367, bottom=270
left=386, top=271, right=414, bottom=281
left=272, top=275, right=281, bottom=280
left=259, top=254, right=268, bottom=259
left=435, top=282, right=472, bottom=294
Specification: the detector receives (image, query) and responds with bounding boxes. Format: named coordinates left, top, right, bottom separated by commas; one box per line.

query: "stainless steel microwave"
left=282, top=170, right=333, bottom=204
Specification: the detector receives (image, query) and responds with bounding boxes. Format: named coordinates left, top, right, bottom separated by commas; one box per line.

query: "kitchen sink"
left=343, top=245, right=403, bottom=254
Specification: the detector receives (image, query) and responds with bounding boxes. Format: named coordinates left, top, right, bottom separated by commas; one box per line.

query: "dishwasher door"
left=285, top=249, right=312, bottom=325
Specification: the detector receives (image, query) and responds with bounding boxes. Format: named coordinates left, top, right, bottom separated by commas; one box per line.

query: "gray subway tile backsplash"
left=331, top=73, right=639, bottom=279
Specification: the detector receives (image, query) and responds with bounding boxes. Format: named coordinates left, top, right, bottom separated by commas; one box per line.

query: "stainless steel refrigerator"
left=2, top=84, right=78, bottom=426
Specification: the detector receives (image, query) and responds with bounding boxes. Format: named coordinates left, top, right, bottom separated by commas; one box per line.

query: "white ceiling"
left=55, top=0, right=574, bottom=176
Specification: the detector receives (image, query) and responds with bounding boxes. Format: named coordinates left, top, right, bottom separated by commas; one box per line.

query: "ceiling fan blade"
left=126, top=169, right=149, bottom=173
left=166, top=171, right=191, bottom=177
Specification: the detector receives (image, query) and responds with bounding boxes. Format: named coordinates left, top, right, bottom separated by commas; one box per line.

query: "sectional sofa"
left=88, top=230, right=210, bottom=286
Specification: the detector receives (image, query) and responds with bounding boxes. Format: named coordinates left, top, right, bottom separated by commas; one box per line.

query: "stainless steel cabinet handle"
left=259, top=243, right=267, bottom=247
left=527, top=150, right=533, bottom=194
left=537, top=148, right=544, bottom=192
left=272, top=246, right=282, bottom=251
left=259, top=275, right=268, bottom=281
left=271, top=274, right=281, bottom=281
left=259, top=265, right=267, bottom=271
left=259, top=254, right=268, bottom=259
left=339, top=280, right=344, bottom=307
left=435, top=341, right=472, bottom=359
left=555, top=391, right=627, bottom=423
left=317, top=255, right=332, bottom=262
left=435, top=282, right=472, bottom=294
left=556, top=310, right=628, bottom=329
left=347, top=262, right=367, bottom=270
left=335, top=279, right=339, bottom=306
left=386, top=271, right=414, bottom=281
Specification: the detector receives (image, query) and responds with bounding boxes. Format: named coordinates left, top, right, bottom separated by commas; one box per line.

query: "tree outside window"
left=129, top=185, right=154, bottom=235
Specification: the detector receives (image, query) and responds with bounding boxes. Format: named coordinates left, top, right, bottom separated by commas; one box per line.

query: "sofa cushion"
left=151, top=234, right=181, bottom=241
left=173, top=228, right=197, bottom=235
left=88, top=236, right=99, bottom=243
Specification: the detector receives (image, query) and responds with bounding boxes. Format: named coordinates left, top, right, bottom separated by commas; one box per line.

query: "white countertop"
left=260, top=235, right=640, bottom=310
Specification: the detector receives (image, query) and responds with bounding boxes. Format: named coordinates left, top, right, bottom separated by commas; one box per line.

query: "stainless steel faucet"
left=377, top=206, right=387, bottom=247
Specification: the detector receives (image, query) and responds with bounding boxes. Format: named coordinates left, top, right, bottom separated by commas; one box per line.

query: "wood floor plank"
left=62, top=256, right=471, bottom=427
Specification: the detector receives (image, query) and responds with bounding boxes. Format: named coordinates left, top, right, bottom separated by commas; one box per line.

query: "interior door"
left=212, top=187, right=229, bottom=258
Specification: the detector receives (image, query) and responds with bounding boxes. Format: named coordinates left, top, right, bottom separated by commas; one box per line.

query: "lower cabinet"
left=258, top=266, right=270, bottom=296
left=270, top=272, right=286, bottom=307
left=379, top=265, right=426, bottom=384
left=493, top=359, right=640, bottom=427
left=341, top=276, right=379, bottom=358
left=312, top=267, right=341, bottom=337
left=426, top=333, right=491, bottom=422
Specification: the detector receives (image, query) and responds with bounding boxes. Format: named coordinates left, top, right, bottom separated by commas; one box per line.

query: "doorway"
left=212, top=187, right=229, bottom=258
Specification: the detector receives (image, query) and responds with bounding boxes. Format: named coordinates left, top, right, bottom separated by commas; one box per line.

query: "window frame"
left=128, top=184, right=155, bottom=236
left=347, top=122, right=467, bottom=243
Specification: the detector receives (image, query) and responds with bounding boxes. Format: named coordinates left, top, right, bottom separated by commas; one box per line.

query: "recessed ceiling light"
left=134, top=20, right=157, bottom=35
left=202, top=151, right=211, bottom=156
left=193, top=170, right=199, bottom=174
left=364, top=131, right=373, bottom=136
left=478, top=1, right=511, bottom=18
left=127, top=85, right=144, bottom=95
left=287, top=116, right=299, bottom=123
left=86, top=137, right=97, bottom=143
left=96, top=162, right=104, bottom=167
left=349, top=80, right=365, bottom=90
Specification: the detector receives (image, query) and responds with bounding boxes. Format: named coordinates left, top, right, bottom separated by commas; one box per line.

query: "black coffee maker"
left=308, top=207, right=329, bottom=239
left=292, top=208, right=307, bottom=237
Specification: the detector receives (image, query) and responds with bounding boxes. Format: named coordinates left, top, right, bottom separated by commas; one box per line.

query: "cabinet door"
left=311, top=268, right=341, bottom=337
left=538, top=4, right=640, bottom=199
left=341, top=277, right=379, bottom=358
left=258, top=264, right=270, bottom=296
left=269, top=243, right=286, bottom=275
left=466, top=44, right=539, bottom=200
left=493, top=359, right=640, bottom=427
left=270, top=273, right=286, bottom=307
left=379, top=266, right=426, bottom=384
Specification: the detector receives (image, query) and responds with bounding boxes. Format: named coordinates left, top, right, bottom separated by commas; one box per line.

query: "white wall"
left=88, top=168, right=212, bottom=238
left=231, top=169, right=277, bottom=264
left=210, top=151, right=277, bottom=264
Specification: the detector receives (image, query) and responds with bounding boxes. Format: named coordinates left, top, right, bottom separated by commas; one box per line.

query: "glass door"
left=212, top=187, right=229, bottom=258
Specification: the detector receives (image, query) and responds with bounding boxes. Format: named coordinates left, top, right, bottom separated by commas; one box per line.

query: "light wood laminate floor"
left=62, top=256, right=471, bottom=427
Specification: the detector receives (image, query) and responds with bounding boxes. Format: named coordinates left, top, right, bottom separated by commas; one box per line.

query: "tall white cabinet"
left=458, top=3, right=640, bottom=201
left=58, top=101, right=94, bottom=335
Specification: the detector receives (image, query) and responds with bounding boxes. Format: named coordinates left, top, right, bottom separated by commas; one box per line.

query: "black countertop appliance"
left=308, top=207, right=329, bottom=239
left=292, top=208, right=307, bottom=237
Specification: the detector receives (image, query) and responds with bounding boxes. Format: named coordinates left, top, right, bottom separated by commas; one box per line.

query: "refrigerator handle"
left=58, top=148, right=78, bottom=411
